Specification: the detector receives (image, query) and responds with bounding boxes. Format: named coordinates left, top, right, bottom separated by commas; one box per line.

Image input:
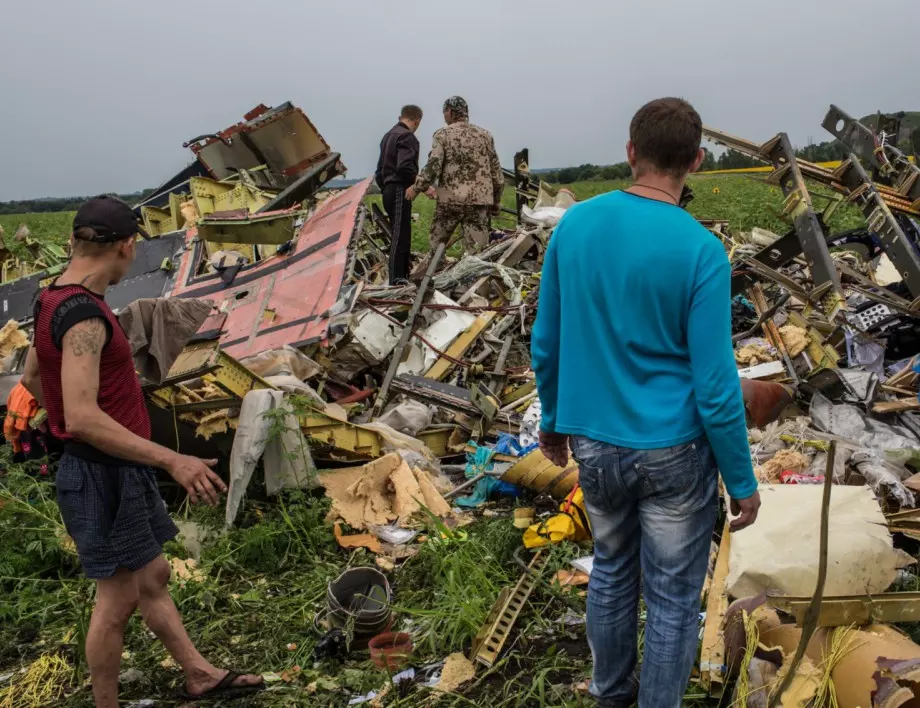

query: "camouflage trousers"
left=429, top=203, right=492, bottom=252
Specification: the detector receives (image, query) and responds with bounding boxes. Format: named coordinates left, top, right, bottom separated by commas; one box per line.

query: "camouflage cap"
left=443, top=96, right=469, bottom=117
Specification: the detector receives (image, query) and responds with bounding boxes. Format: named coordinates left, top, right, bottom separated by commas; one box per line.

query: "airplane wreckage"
left=8, top=103, right=920, bottom=705
left=0, top=101, right=548, bottom=472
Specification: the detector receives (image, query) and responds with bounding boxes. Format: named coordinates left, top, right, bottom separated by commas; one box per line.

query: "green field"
left=1, top=174, right=868, bottom=263
left=389, top=174, right=865, bottom=251
left=0, top=211, right=74, bottom=261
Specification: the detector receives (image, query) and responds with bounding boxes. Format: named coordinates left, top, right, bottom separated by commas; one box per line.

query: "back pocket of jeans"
left=573, top=459, right=607, bottom=512
left=634, top=442, right=706, bottom=514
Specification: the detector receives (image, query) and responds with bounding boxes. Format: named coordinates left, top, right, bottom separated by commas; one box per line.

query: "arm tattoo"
left=65, top=319, right=106, bottom=357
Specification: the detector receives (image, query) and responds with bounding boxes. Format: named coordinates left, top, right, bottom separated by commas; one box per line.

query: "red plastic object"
left=368, top=632, right=413, bottom=671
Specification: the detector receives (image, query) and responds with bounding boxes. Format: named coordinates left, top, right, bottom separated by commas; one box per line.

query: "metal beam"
left=257, top=153, right=343, bottom=213
left=763, top=133, right=844, bottom=308
left=703, top=125, right=920, bottom=219
left=823, top=105, right=920, bottom=205
left=833, top=155, right=920, bottom=297
left=372, top=241, right=448, bottom=416
left=767, top=592, right=920, bottom=627
left=704, top=126, right=844, bottom=313
left=425, top=312, right=497, bottom=381
left=699, top=524, right=732, bottom=694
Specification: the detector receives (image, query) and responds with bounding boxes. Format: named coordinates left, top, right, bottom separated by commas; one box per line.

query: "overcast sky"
left=1, top=0, right=918, bottom=201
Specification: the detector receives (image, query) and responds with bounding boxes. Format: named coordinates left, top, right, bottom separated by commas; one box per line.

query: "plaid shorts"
left=56, top=453, right=178, bottom=579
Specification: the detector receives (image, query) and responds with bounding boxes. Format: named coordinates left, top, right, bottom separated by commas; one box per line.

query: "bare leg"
left=86, top=570, right=139, bottom=708
left=134, top=555, right=262, bottom=695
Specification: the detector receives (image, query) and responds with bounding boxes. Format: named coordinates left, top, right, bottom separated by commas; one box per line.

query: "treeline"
left=535, top=149, right=761, bottom=184
left=539, top=131, right=920, bottom=185
left=537, top=146, right=833, bottom=184
left=0, top=191, right=152, bottom=215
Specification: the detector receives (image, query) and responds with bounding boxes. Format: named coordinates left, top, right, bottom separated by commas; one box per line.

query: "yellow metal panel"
left=204, top=240, right=257, bottom=264
left=169, top=192, right=188, bottom=231
left=416, top=427, right=457, bottom=457
left=191, top=177, right=272, bottom=262
left=213, top=183, right=269, bottom=214
left=149, top=344, right=460, bottom=461
left=142, top=206, right=177, bottom=236
left=190, top=177, right=235, bottom=218
left=425, top=312, right=497, bottom=380
left=501, top=448, right=578, bottom=499
left=299, top=411, right=383, bottom=459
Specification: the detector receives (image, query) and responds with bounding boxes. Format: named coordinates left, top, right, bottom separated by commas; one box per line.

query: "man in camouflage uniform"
left=406, top=96, right=504, bottom=273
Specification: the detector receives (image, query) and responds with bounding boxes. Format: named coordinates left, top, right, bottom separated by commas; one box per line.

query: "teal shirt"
left=531, top=190, right=757, bottom=500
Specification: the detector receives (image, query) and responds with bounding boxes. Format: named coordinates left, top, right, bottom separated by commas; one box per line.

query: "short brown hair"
left=629, top=98, right=702, bottom=177
left=400, top=105, right=423, bottom=122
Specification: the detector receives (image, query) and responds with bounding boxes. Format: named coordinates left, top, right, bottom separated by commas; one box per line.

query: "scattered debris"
left=554, top=569, right=590, bottom=587
left=757, top=449, right=811, bottom=483
left=0, top=320, right=29, bottom=367
left=727, top=485, right=913, bottom=599
left=7, top=99, right=920, bottom=708
left=0, top=653, right=73, bottom=707
left=434, top=654, right=475, bottom=693
left=169, top=557, right=205, bottom=584
left=334, top=523, right=383, bottom=554
left=319, top=453, right=452, bottom=530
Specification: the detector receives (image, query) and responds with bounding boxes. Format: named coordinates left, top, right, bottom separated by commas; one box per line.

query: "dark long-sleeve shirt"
left=375, top=122, right=420, bottom=189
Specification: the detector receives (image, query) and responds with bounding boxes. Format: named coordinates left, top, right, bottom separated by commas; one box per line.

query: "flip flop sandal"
left=180, top=670, right=266, bottom=701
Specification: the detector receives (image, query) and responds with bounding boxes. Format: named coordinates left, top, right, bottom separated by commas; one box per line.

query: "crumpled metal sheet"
left=810, top=392, right=919, bottom=451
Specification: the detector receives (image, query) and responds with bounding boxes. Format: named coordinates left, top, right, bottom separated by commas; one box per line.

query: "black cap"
left=73, top=195, right=150, bottom=242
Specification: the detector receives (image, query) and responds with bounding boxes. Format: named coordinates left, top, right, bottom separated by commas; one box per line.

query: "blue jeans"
left=571, top=435, right=719, bottom=708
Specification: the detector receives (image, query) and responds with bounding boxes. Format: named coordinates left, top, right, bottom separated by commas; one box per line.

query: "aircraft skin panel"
left=169, top=179, right=370, bottom=358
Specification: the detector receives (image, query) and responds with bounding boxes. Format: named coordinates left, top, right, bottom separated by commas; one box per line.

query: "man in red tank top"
left=21, top=196, right=263, bottom=706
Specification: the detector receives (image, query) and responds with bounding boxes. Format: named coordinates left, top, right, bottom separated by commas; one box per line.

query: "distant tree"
left=0, top=190, right=156, bottom=215
left=910, top=127, right=920, bottom=157
left=797, top=140, right=848, bottom=163
left=599, top=163, right=632, bottom=180
left=555, top=167, right=581, bottom=184
left=716, top=150, right=760, bottom=170
left=699, top=149, right=717, bottom=172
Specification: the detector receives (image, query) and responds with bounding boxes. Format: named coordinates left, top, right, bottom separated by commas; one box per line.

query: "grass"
left=0, top=456, right=720, bottom=707
left=0, top=212, right=73, bottom=260
left=3, top=173, right=867, bottom=263
left=364, top=173, right=867, bottom=255
left=366, top=187, right=521, bottom=254
left=0, top=171, right=872, bottom=706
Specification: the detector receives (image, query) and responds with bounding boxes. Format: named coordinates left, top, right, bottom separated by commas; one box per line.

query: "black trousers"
left=382, top=183, right=412, bottom=284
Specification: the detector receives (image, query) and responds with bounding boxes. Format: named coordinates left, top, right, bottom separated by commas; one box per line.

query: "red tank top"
left=34, top=283, right=151, bottom=443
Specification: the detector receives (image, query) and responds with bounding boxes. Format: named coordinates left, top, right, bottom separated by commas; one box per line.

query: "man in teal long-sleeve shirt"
left=531, top=97, right=760, bottom=708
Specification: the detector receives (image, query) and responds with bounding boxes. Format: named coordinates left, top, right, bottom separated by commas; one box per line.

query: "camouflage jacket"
left=414, top=120, right=504, bottom=206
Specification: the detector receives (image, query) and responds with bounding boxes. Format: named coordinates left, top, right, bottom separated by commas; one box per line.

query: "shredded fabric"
left=757, top=448, right=811, bottom=483
left=779, top=325, right=809, bottom=358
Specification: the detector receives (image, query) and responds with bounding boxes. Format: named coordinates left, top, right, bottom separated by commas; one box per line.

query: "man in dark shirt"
left=375, top=105, right=423, bottom=284
left=21, top=196, right=264, bottom=707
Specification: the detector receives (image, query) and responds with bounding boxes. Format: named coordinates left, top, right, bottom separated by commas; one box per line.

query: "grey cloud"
left=1, top=0, right=917, bottom=200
